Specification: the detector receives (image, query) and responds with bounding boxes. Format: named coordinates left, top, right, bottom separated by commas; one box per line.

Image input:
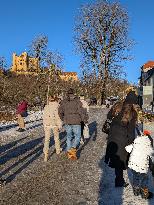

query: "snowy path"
left=0, top=109, right=154, bottom=205
left=0, top=111, right=43, bottom=144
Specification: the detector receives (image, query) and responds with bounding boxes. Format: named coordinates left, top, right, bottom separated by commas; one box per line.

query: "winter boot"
left=17, top=128, right=25, bottom=132
left=67, top=149, right=73, bottom=159
left=56, top=148, right=62, bottom=155
left=71, top=148, right=77, bottom=160
left=0, top=178, right=6, bottom=187
left=140, top=187, right=153, bottom=199
left=133, top=186, right=140, bottom=196
left=67, top=148, right=77, bottom=160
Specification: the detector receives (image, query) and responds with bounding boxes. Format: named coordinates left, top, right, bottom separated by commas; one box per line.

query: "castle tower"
left=11, top=52, right=40, bottom=74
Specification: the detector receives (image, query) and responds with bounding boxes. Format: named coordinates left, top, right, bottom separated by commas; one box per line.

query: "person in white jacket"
left=80, top=95, right=89, bottom=143
left=125, top=130, right=154, bottom=199
left=43, top=95, right=62, bottom=162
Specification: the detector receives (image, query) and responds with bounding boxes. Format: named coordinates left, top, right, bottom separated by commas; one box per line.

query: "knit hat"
left=67, top=88, right=74, bottom=95
left=124, top=91, right=138, bottom=104
left=143, top=130, right=151, bottom=136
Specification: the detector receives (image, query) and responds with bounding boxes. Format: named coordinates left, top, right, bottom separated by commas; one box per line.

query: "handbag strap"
left=135, top=126, right=142, bottom=136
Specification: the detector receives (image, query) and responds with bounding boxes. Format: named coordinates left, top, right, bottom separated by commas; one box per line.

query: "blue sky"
left=0, top=0, right=154, bottom=83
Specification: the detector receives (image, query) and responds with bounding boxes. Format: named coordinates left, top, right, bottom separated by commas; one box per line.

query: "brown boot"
left=70, top=148, right=77, bottom=160
left=140, top=187, right=153, bottom=199
left=133, top=186, right=140, bottom=196
left=67, top=149, right=73, bottom=159
left=67, top=148, right=77, bottom=160
left=0, top=178, right=6, bottom=187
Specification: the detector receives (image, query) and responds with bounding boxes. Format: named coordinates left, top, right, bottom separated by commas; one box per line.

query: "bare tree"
left=46, top=50, right=64, bottom=69
left=28, top=34, right=48, bottom=67
left=0, top=56, right=7, bottom=73
left=74, top=0, right=133, bottom=103
left=45, top=50, right=64, bottom=104
left=0, top=57, right=8, bottom=102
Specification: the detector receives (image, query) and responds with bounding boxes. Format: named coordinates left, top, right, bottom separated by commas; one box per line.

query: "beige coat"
left=43, top=101, right=62, bottom=129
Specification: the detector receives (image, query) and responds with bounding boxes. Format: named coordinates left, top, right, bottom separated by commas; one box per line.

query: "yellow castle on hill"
left=10, top=52, right=78, bottom=80
left=59, top=72, right=78, bottom=81
left=11, top=52, right=40, bottom=74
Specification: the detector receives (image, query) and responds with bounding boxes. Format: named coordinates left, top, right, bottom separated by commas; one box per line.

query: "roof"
left=61, top=72, right=77, bottom=76
left=143, top=61, right=154, bottom=71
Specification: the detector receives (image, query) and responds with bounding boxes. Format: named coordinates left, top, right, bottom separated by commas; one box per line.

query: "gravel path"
left=0, top=108, right=154, bottom=205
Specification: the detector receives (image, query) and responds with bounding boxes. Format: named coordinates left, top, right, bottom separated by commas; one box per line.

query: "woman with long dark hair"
left=104, top=91, right=138, bottom=187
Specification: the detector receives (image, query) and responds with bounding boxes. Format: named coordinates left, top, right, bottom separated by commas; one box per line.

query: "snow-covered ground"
left=0, top=110, right=43, bottom=144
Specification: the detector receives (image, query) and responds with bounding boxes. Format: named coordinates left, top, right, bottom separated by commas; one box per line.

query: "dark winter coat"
left=105, top=102, right=137, bottom=170
left=58, top=96, right=88, bottom=125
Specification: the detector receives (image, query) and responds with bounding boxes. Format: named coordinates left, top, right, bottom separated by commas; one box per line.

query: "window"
left=148, top=78, right=151, bottom=85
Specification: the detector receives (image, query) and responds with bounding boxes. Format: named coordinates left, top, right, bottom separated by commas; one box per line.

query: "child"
left=80, top=95, right=89, bottom=144
left=125, top=130, right=154, bottom=199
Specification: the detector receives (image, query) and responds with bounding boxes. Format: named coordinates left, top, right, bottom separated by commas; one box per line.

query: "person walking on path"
left=80, top=95, right=89, bottom=144
left=125, top=129, right=154, bottom=199
left=43, top=95, right=62, bottom=162
left=58, top=89, right=88, bottom=160
left=16, top=99, right=28, bottom=132
left=104, top=90, right=138, bottom=187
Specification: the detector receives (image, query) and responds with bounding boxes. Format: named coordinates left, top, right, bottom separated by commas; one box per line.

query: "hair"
left=124, top=91, right=138, bottom=104
left=111, top=101, right=123, bottom=118
left=48, top=95, right=57, bottom=102
left=109, top=97, right=138, bottom=125
left=121, top=103, right=137, bottom=125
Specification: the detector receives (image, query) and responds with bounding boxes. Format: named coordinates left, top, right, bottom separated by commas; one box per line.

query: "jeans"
left=65, top=125, right=81, bottom=151
left=132, top=170, right=148, bottom=188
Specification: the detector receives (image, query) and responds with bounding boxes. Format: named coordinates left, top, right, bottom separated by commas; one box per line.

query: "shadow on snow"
left=0, top=130, right=66, bottom=184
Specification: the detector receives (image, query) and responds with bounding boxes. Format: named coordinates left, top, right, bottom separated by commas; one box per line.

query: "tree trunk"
left=46, top=68, right=51, bottom=105
left=101, top=67, right=108, bottom=105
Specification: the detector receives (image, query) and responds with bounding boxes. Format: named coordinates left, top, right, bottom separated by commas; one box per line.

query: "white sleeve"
left=125, top=144, right=133, bottom=153
left=149, top=145, right=154, bottom=161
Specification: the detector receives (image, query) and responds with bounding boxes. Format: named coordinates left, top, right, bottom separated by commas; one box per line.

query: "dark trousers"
left=81, top=121, right=85, bottom=136
left=115, top=168, right=124, bottom=185
left=132, top=170, right=148, bottom=188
